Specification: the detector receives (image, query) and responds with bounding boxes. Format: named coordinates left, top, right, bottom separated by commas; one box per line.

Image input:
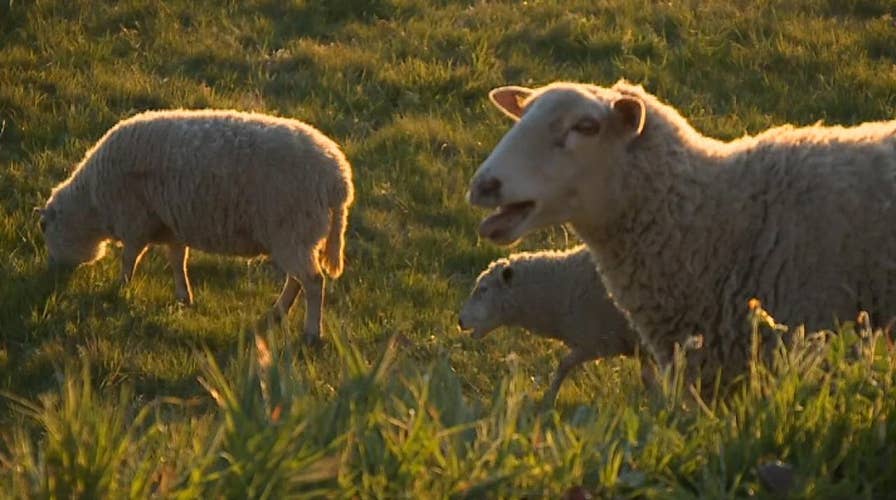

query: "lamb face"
left=39, top=194, right=107, bottom=267
left=468, top=83, right=646, bottom=246
left=458, top=261, right=516, bottom=339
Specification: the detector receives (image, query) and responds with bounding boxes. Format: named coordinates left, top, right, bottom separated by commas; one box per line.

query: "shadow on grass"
left=248, top=0, right=421, bottom=43
left=0, top=264, right=80, bottom=415
left=0, top=260, right=293, bottom=411
left=0, top=264, right=76, bottom=351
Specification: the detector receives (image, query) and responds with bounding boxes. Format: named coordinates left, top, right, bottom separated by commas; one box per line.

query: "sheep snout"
left=468, top=175, right=503, bottom=207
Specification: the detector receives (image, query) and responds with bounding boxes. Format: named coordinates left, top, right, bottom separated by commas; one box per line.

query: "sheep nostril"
left=478, top=177, right=502, bottom=199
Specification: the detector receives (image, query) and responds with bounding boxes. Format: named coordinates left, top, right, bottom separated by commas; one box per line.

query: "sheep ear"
left=612, top=96, right=646, bottom=136
left=489, top=86, right=532, bottom=121
left=501, top=266, right=514, bottom=285
left=34, top=206, right=51, bottom=221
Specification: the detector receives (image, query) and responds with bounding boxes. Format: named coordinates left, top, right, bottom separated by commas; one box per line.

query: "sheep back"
left=68, top=109, right=354, bottom=273
left=494, top=246, right=638, bottom=357
left=584, top=83, right=896, bottom=377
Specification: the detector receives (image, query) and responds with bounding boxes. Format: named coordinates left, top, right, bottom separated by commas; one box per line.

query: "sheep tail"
left=320, top=203, right=348, bottom=278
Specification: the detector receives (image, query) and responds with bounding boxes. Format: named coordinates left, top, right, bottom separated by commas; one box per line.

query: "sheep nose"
left=468, top=176, right=502, bottom=206
left=478, top=177, right=502, bottom=198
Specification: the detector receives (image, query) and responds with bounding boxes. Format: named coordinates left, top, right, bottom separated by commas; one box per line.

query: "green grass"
left=2, top=0, right=896, bottom=497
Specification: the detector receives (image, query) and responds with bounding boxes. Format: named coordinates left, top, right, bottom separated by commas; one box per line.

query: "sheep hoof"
left=303, top=333, right=324, bottom=348
left=538, top=392, right=559, bottom=411
left=176, top=295, right=194, bottom=306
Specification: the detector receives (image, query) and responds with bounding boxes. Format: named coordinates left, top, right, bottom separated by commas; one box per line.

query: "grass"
left=2, top=0, right=896, bottom=497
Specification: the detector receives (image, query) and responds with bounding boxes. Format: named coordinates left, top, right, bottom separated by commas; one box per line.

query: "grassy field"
left=2, top=0, right=896, bottom=497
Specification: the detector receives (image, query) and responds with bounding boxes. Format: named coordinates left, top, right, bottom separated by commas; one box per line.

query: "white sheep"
left=39, top=109, right=354, bottom=344
left=467, top=79, right=896, bottom=383
left=459, top=245, right=638, bottom=404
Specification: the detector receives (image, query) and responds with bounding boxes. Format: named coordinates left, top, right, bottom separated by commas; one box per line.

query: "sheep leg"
left=272, top=246, right=326, bottom=346
left=639, top=356, right=659, bottom=392
left=271, top=277, right=302, bottom=321
left=542, top=348, right=593, bottom=407
left=297, top=270, right=325, bottom=346
left=166, top=243, right=193, bottom=305
left=249, top=277, right=302, bottom=337
left=120, top=243, right=148, bottom=286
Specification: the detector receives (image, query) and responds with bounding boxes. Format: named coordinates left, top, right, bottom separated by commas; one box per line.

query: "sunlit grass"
left=4, top=320, right=896, bottom=497
left=2, top=0, right=896, bottom=496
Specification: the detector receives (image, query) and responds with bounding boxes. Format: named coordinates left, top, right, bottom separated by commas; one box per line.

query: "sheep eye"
left=501, top=267, right=514, bottom=284
left=572, top=118, right=600, bottom=136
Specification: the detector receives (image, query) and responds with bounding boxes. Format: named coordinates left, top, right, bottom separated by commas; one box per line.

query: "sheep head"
left=40, top=191, right=108, bottom=268
left=468, top=82, right=646, bottom=246
left=458, top=259, right=515, bottom=339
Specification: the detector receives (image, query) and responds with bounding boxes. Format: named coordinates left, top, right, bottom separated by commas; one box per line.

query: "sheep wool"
left=459, top=245, right=638, bottom=404
left=40, top=109, right=354, bottom=343
left=468, top=79, right=896, bottom=383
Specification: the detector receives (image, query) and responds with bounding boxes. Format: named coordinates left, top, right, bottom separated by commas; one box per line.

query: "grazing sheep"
left=459, top=245, right=638, bottom=404
left=467, top=79, right=896, bottom=383
left=39, top=109, right=354, bottom=344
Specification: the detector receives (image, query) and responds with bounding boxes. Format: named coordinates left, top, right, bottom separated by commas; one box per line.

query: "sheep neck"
left=52, top=170, right=92, bottom=211
left=571, top=110, right=732, bottom=364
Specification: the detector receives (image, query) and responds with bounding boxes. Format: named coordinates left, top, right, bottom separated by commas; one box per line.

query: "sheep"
left=39, top=109, right=354, bottom=344
left=467, top=79, right=896, bottom=385
left=458, top=245, right=639, bottom=405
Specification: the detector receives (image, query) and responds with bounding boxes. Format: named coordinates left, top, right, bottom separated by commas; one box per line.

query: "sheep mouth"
left=458, top=318, right=486, bottom=340
left=462, top=327, right=487, bottom=340
left=478, top=201, right=536, bottom=244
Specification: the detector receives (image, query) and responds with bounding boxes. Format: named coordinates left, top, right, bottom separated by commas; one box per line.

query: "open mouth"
left=478, top=201, right=535, bottom=244
left=458, top=319, right=487, bottom=340
left=461, top=327, right=487, bottom=340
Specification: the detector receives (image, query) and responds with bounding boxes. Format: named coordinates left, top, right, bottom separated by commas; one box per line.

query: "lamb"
left=458, top=245, right=639, bottom=405
left=467, top=79, right=896, bottom=384
left=39, top=109, right=354, bottom=344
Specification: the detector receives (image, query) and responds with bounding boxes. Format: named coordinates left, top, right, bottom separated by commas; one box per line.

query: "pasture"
left=2, top=0, right=896, bottom=497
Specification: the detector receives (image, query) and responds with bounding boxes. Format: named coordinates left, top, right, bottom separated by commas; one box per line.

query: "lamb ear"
left=34, top=206, right=50, bottom=221
left=612, top=96, right=646, bottom=136
left=500, top=266, right=514, bottom=285
left=488, top=86, right=533, bottom=121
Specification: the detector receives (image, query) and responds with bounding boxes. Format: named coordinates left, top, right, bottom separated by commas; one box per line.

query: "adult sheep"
left=39, top=109, right=354, bottom=344
left=467, top=79, right=896, bottom=384
left=458, top=245, right=639, bottom=405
